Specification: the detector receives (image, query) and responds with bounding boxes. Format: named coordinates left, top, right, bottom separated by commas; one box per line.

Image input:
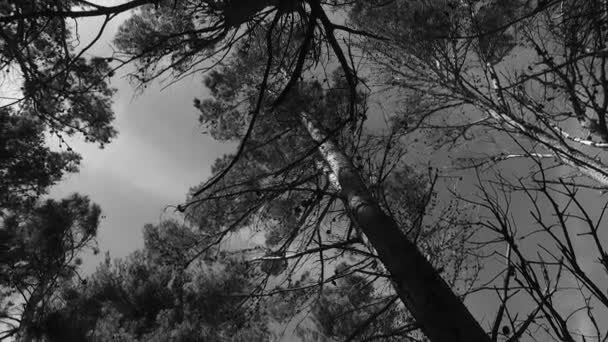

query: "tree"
left=1, top=1, right=492, bottom=340
left=0, top=2, right=120, bottom=339
left=0, top=108, right=79, bottom=214
left=111, top=0, right=359, bottom=100
left=0, top=0, right=120, bottom=215
left=0, top=1, right=117, bottom=146
left=299, top=98, right=488, bottom=342
left=352, top=0, right=608, bottom=186
left=128, top=20, right=483, bottom=339
left=0, top=194, right=101, bottom=341
left=32, top=219, right=271, bottom=342
left=352, top=0, right=608, bottom=340
left=299, top=168, right=480, bottom=342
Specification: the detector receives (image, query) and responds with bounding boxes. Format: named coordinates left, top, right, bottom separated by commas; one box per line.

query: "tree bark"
left=300, top=112, right=490, bottom=342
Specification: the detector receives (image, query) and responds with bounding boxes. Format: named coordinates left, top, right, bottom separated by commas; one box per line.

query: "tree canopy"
left=33, top=220, right=271, bottom=342
left=0, top=1, right=115, bottom=339
left=0, top=194, right=101, bottom=341
left=3, top=0, right=608, bottom=341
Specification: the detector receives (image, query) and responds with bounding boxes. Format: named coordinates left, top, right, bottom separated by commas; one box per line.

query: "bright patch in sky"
left=49, top=9, right=236, bottom=267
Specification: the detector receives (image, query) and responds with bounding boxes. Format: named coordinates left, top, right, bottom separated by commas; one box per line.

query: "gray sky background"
left=48, top=10, right=235, bottom=270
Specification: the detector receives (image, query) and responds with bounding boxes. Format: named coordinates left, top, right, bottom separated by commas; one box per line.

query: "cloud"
left=49, top=13, right=237, bottom=267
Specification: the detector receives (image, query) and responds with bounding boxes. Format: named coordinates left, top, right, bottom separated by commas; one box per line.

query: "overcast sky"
left=48, top=10, right=236, bottom=270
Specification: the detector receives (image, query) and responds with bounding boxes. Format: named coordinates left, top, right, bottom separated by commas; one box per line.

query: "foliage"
left=0, top=1, right=120, bottom=339
left=0, top=0, right=119, bottom=214
left=0, top=108, right=80, bottom=213
left=0, top=194, right=101, bottom=341
left=32, top=221, right=270, bottom=342
left=112, top=0, right=307, bottom=84
left=311, top=265, right=409, bottom=341
left=0, top=0, right=117, bottom=145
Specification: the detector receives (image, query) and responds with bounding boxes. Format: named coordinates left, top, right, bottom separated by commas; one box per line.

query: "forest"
left=1, top=0, right=608, bottom=341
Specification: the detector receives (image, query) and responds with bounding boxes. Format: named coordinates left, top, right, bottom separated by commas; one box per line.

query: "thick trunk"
left=222, top=0, right=301, bottom=27
left=222, top=0, right=275, bottom=26
left=301, top=112, right=490, bottom=342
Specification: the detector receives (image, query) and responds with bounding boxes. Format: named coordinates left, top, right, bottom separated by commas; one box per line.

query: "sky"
left=48, top=10, right=236, bottom=270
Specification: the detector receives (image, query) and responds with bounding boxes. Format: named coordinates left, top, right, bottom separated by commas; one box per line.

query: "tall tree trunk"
left=300, top=112, right=490, bottom=342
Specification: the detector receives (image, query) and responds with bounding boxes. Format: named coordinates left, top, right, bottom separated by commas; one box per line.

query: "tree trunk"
left=300, top=112, right=490, bottom=342
left=223, top=0, right=300, bottom=27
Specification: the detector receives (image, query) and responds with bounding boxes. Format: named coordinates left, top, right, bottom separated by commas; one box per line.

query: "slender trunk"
left=536, top=130, right=608, bottom=186
left=483, top=70, right=608, bottom=186
left=300, top=112, right=490, bottom=342
left=486, top=108, right=608, bottom=186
